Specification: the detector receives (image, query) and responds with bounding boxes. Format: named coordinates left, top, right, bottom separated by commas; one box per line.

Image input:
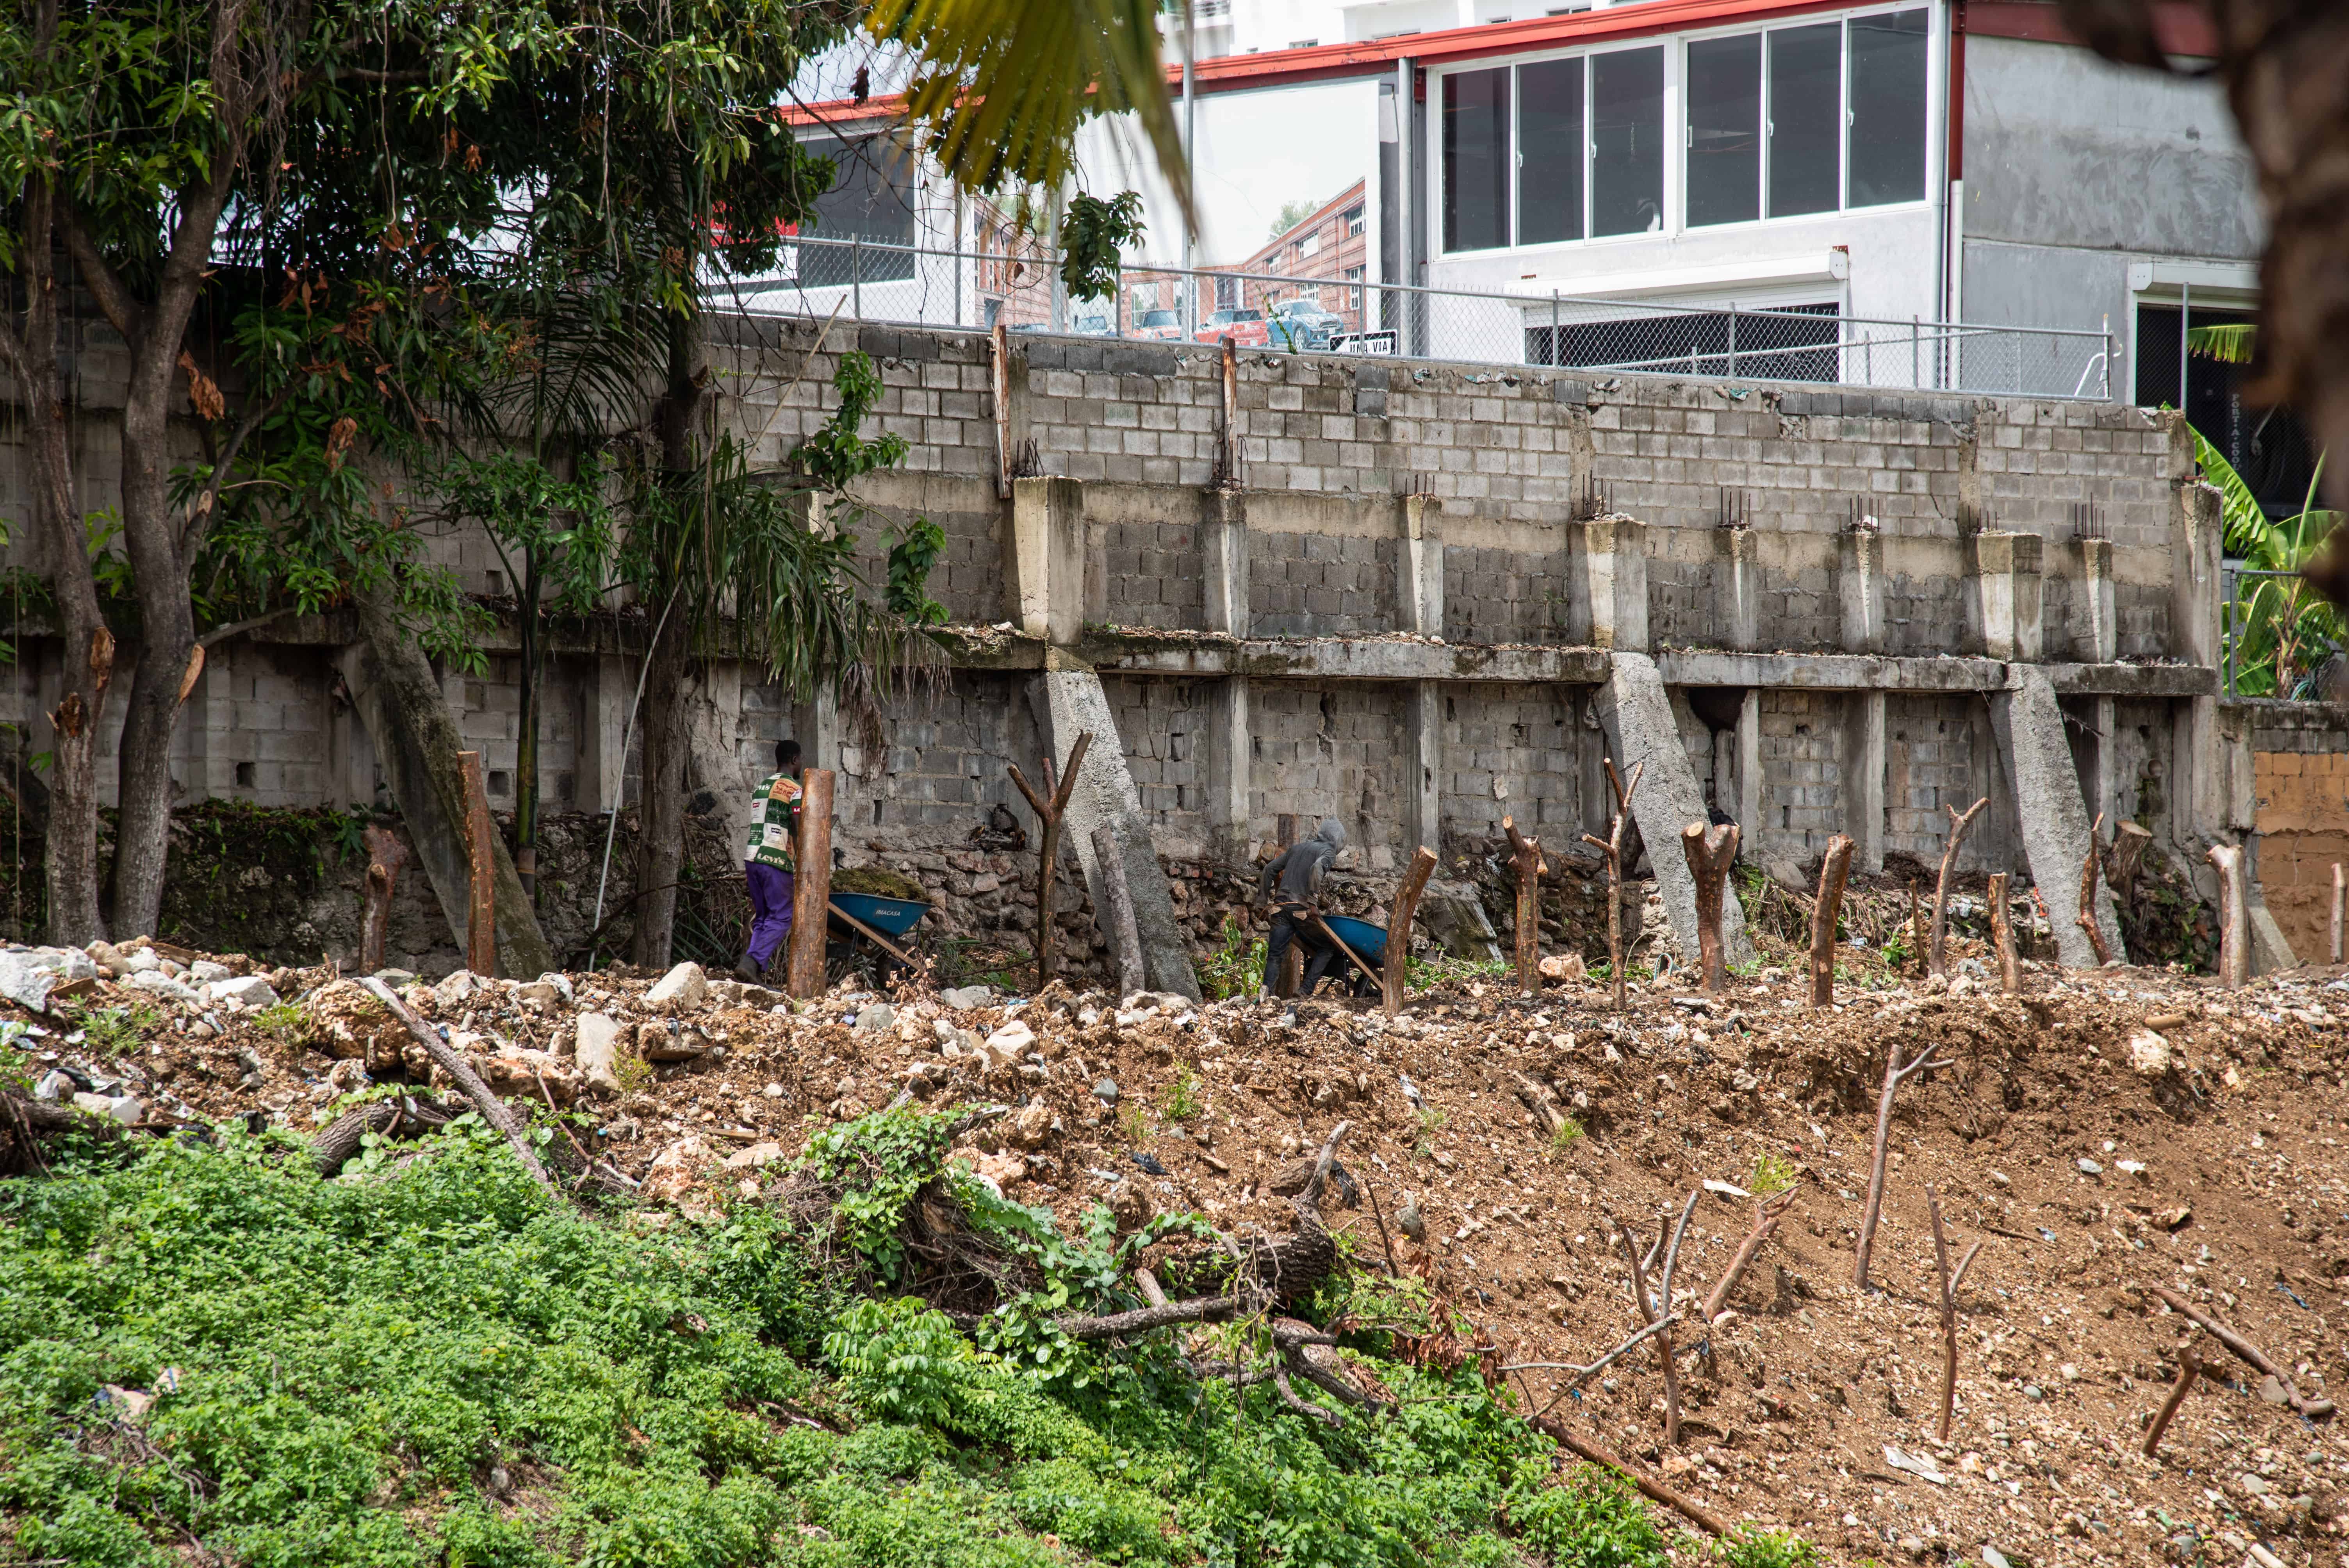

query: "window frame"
left=1431, top=0, right=1936, bottom=258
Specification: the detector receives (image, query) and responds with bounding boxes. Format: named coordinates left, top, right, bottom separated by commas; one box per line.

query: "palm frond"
left=2187, top=322, right=2257, bottom=365
left=866, top=0, right=1192, bottom=225
left=2190, top=422, right=2279, bottom=560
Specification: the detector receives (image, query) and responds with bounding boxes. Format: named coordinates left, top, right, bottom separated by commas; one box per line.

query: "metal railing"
left=732, top=230, right=2114, bottom=401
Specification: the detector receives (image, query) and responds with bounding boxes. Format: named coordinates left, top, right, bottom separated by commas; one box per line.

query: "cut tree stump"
left=360, top=825, right=409, bottom=977
left=1929, top=798, right=1989, bottom=977
left=1383, top=846, right=1437, bottom=1017
left=1680, top=822, right=1739, bottom=996
left=1809, top=834, right=1854, bottom=1007
left=2206, top=843, right=2249, bottom=989
left=460, top=751, right=496, bottom=978
left=1987, top=871, right=2020, bottom=993
left=2077, top=812, right=2114, bottom=966
left=1503, top=815, right=1546, bottom=995
left=785, top=769, right=836, bottom=999
left=1580, top=759, right=1644, bottom=1012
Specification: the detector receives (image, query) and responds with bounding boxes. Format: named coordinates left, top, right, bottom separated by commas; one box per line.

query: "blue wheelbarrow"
left=1315, top=915, right=1388, bottom=997
left=825, top=892, right=932, bottom=986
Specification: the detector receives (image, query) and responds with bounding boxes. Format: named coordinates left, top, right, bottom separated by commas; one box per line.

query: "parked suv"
left=1194, top=308, right=1270, bottom=348
left=1133, top=308, right=1184, bottom=341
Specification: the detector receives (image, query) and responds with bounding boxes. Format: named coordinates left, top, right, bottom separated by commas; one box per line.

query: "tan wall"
left=2253, top=748, right=2349, bottom=963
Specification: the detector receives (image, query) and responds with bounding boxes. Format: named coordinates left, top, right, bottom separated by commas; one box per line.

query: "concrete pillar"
left=1403, top=680, right=1443, bottom=854
left=1570, top=518, right=1649, bottom=651
left=1972, top=531, right=2045, bottom=662
left=1012, top=475, right=1086, bottom=645
left=582, top=654, right=636, bottom=813
left=2171, top=481, right=2225, bottom=845
left=2075, top=538, right=2117, bottom=663
left=1035, top=668, right=1200, bottom=999
left=1207, top=674, right=1252, bottom=862
left=1736, top=688, right=1761, bottom=863
left=1203, top=490, right=1250, bottom=636
left=1714, top=527, right=1760, bottom=650
left=1990, top=666, right=2121, bottom=967
left=1400, top=494, right=1443, bottom=637
left=1841, top=689, right=1886, bottom=873
left=1593, top=652, right=1752, bottom=964
left=1839, top=530, right=1887, bottom=653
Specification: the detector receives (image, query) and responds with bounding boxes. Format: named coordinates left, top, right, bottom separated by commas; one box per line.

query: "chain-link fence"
left=733, top=231, right=2113, bottom=401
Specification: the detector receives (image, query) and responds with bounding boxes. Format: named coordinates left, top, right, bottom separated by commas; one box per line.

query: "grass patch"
left=0, top=1116, right=1796, bottom=1568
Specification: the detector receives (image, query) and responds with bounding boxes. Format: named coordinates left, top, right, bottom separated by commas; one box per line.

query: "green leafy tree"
left=1060, top=190, right=1146, bottom=302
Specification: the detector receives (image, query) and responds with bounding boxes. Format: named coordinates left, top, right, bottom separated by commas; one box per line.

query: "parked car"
left=1195, top=308, right=1270, bottom=348
left=1268, top=298, right=1345, bottom=350
left=1133, top=308, right=1184, bottom=341
left=1070, top=312, right=1114, bottom=337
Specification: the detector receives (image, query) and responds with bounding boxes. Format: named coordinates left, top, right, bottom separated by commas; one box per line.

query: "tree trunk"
left=100, top=179, right=233, bottom=943
left=1503, top=815, right=1543, bottom=994
left=0, top=163, right=111, bottom=945
left=786, top=768, right=836, bottom=997
left=1987, top=871, right=2021, bottom=992
left=515, top=557, right=542, bottom=898
left=341, top=588, right=553, bottom=976
left=2207, top=842, right=2249, bottom=988
left=631, top=295, right=709, bottom=971
left=629, top=611, right=691, bottom=969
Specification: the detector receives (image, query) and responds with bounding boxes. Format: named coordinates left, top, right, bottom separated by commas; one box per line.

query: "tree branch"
left=198, top=607, right=298, bottom=649
left=56, top=205, right=147, bottom=350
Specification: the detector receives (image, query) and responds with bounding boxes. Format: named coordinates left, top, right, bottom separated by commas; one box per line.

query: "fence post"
left=1551, top=290, right=1560, bottom=367
left=1727, top=306, right=1737, bottom=378
left=851, top=234, right=862, bottom=320
left=1911, top=316, right=1919, bottom=390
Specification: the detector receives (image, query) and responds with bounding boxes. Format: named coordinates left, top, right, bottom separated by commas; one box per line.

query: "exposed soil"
left=18, top=933, right=2349, bottom=1568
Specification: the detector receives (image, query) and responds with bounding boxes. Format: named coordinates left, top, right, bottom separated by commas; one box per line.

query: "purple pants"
left=745, top=862, right=795, bottom=969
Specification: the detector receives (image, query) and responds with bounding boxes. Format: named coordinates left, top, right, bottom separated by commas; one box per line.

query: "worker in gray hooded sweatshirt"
left=1256, top=817, right=1347, bottom=1000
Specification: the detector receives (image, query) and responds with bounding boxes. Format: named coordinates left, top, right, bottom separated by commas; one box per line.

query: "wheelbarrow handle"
left=828, top=898, right=922, bottom=973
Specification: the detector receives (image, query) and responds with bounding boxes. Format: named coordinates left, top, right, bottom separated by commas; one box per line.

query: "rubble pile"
left=9, top=930, right=2349, bottom=1566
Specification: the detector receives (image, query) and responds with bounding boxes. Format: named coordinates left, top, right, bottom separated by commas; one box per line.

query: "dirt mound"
left=10, top=932, right=2349, bottom=1565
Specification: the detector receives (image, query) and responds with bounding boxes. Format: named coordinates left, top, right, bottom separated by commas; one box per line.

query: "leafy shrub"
left=823, top=1296, right=974, bottom=1425
left=1750, top=1153, right=1798, bottom=1197
left=1710, top=1523, right=1824, bottom=1568
left=798, top=1107, right=960, bottom=1281
left=0, top=1115, right=1708, bottom=1568
left=1508, top=1464, right=1669, bottom=1568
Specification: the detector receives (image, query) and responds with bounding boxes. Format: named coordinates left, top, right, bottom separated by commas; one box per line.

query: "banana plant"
left=2195, top=423, right=2342, bottom=697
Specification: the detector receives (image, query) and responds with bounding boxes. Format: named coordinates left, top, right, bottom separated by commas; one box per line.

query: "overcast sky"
left=1076, top=79, right=1378, bottom=266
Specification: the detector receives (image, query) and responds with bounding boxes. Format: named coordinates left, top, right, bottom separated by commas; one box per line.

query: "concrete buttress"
left=1990, top=665, right=2122, bottom=968
left=1594, top=652, right=1753, bottom=966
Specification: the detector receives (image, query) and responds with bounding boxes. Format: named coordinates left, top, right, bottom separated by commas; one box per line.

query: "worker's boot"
left=734, top=955, right=764, bottom=983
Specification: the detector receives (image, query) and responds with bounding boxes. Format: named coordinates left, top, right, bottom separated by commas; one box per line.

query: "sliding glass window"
left=1517, top=58, right=1585, bottom=246
left=1766, top=23, right=1841, bottom=217
left=1848, top=9, right=1928, bottom=207
left=1685, top=34, right=1760, bottom=227
left=1444, top=67, right=1510, bottom=252
left=1590, top=46, right=1664, bottom=236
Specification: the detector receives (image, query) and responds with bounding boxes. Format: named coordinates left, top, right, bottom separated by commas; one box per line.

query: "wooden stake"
left=459, top=751, right=497, bottom=978
left=1091, top=824, right=1144, bottom=999
left=1383, top=846, right=1437, bottom=1017
left=359, top=824, right=409, bottom=977
left=2206, top=843, right=2249, bottom=989
left=1580, top=758, right=1644, bottom=1012
left=1503, top=814, right=1546, bottom=994
left=2333, top=863, right=2345, bottom=966
left=360, top=978, right=556, bottom=1198
left=2077, top=811, right=2114, bottom=966
left=1907, top=879, right=1925, bottom=974
left=784, top=768, right=836, bottom=999
left=1809, top=834, right=1854, bottom=1007
left=1987, top=871, right=2020, bottom=993
left=1927, top=1183, right=1959, bottom=1443
left=1700, top=1190, right=1795, bottom=1324
left=1680, top=821, right=1739, bottom=995
left=1009, top=733, right=1092, bottom=994
left=1854, top=1041, right=1949, bottom=1290
left=2142, top=1343, right=2199, bottom=1459
left=1929, top=797, right=1989, bottom=977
